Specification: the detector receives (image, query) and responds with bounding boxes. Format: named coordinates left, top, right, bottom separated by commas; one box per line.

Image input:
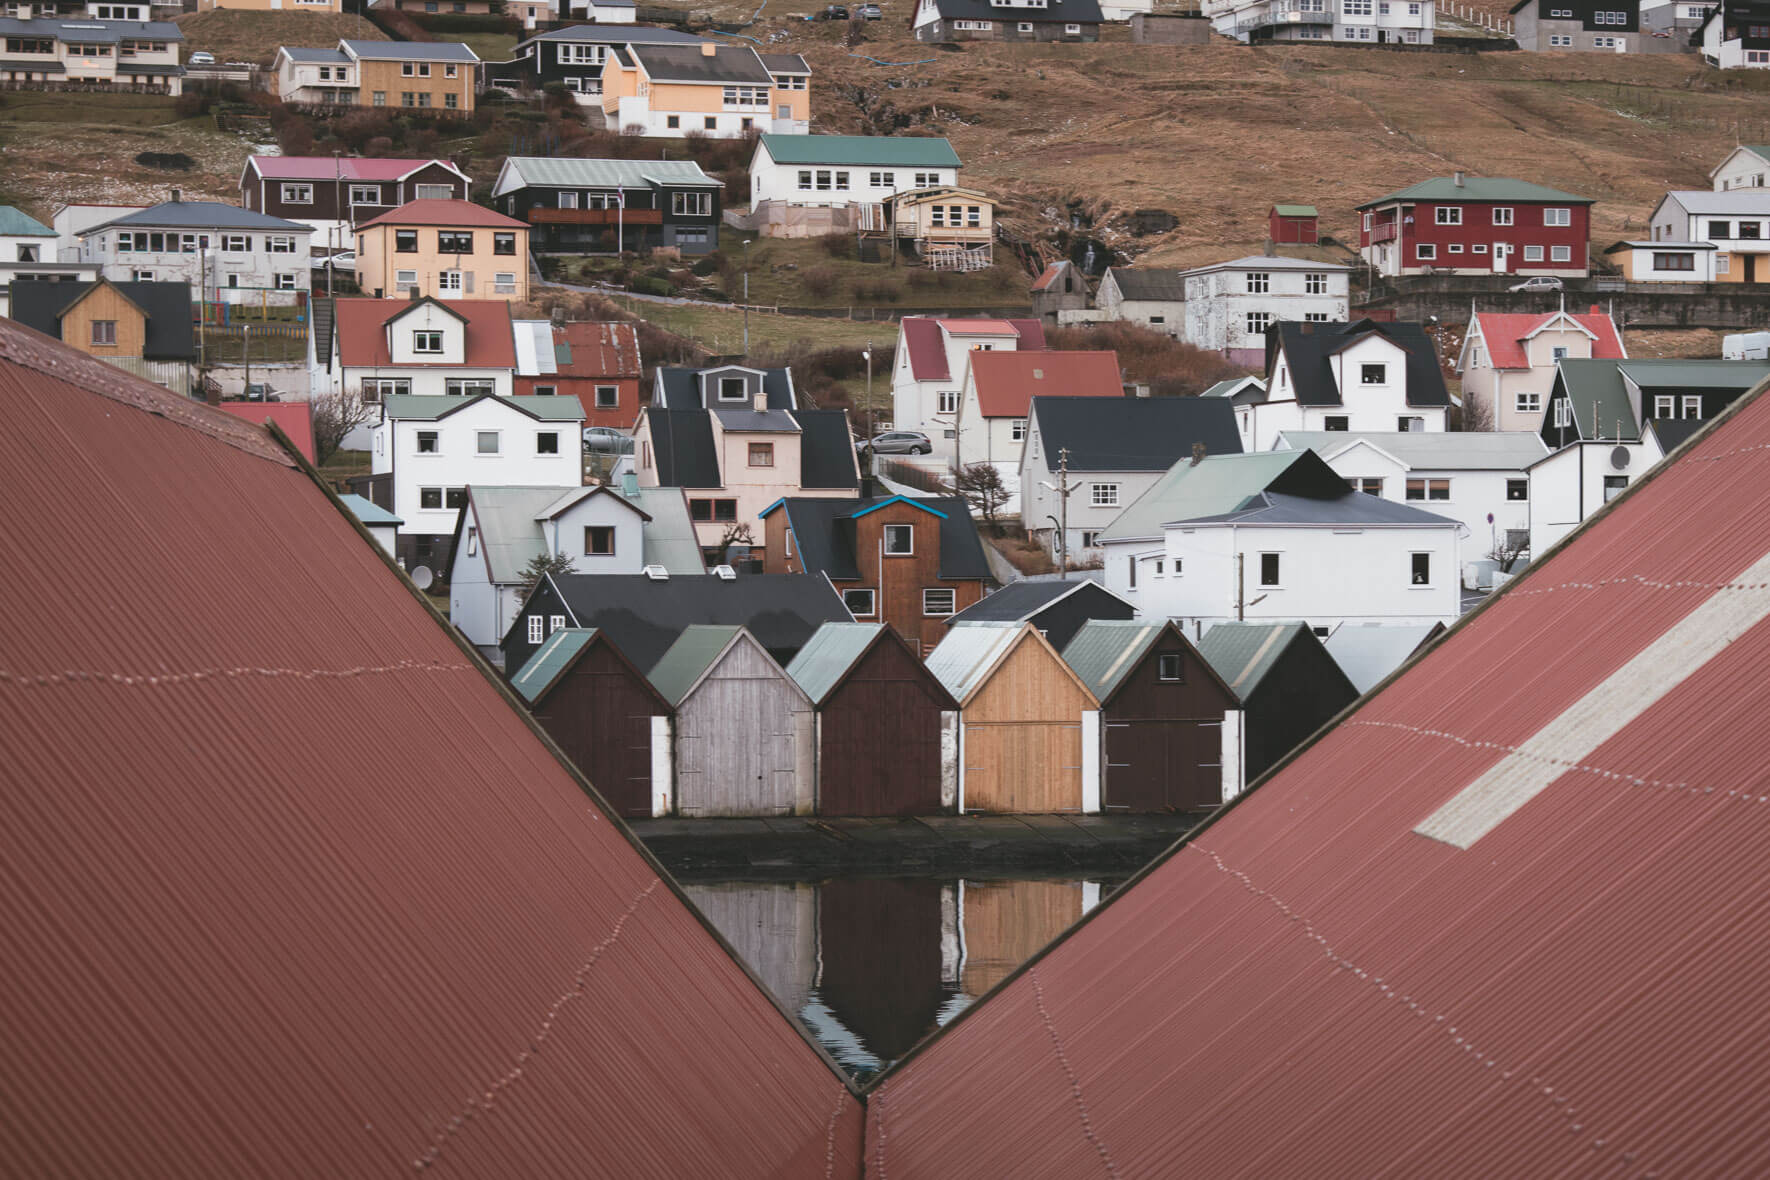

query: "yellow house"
left=342, top=40, right=478, bottom=115
left=600, top=42, right=809, bottom=138
left=355, top=199, right=530, bottom=302
left=887, top=186, right=997, bottom=270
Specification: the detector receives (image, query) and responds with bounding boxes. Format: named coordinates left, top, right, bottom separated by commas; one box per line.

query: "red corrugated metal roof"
left=0, top=315, right=861, bottom=1177
left=335, top=297, right=517, bottom=368
left=357, top=198, right=528, bottom=230
left=214, top=400, right=316, bottom=462
left=871, top=377, right=1770, bottom=1176
left=902, top=317, right=1047, bottom=383
left=558, top=320, right=642, bottom=379
left=969, top=350, right=1122, bottom=417
left=1474, top=310, right=1625, bottom=370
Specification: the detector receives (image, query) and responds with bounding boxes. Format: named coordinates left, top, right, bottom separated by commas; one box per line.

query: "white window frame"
left=527, top=615, right=545, bottom=644
left=883, top=523, right=914, bottom=555
left=1435, top=206, right=1462, bottom=225
left=476, top=430, right=501, bottom=455
left=843, top=588, right=876, bottom=617
left=922, top=588, right=957, bottom=617
left=413, top=330, right=443, bottom=353
left=1089, top=483, right=1119, bottom=507
left=1544, top=207, right=1572, bottom=227
left=281, top=183, right=312, bottom=204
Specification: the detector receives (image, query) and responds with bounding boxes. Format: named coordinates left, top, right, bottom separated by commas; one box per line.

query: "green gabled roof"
left=1061, top=619, right=1166, bottom=704
left=1271, top=204, right=1317, bottom=218
left=1097, top=451, right=1307, bottom=543
left=757, top=133, right=961, bottom=169
left=381, top=394, right=587, bottom=422
left=647, top=624, right=744, bottom=706
left=0, top=206, right=53, bottom=237
left=509, top=627, right=598, bottom=704
left=1197, top=622, right=1309, bottom=697
left=785, top=621, right=884, bottom=706
left=1356, top=177, right=1592, bottom=210
left=339, top=493, right=401, bottom=527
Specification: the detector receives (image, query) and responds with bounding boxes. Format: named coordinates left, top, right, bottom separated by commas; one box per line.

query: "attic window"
left=718, top=377, right=747, bottom=401
left=884, top=524, right=914, bottom=555
left=1158, top=653, right=1183, bottom=682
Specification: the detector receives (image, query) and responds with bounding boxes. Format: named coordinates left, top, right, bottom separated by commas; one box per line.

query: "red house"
left=1267, top=204, right=1319, bottom=245
left=1356, top=172, right=1593, bottom=279
left=512, top=320, right=643, bottom=431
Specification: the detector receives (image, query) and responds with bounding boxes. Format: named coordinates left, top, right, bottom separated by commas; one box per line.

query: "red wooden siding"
left=816, top=633, right=950, bottom=816
left=1101, top=635, right=1237, bottom=812
left=527, top=636, right=664, bottom=818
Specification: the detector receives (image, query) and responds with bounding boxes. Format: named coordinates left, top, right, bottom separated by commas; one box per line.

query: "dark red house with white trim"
left=1356, top=172, right=1594, bottom=279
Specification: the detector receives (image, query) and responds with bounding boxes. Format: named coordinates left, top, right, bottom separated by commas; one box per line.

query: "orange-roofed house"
left=312, top=296, right=517, bottom=404
left=511, top=319, right=643, bottom=431
left=1456, top=306, right=1625, bottom=432
left=889, top=315, right=1045, bottom=461
left=354, top=199, right=530, bottom=303
left=953, top=349, right=1124, bottom=477
left=215, top=401, right=317, bottom=463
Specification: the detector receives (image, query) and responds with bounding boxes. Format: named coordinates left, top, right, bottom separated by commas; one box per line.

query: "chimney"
left=1130, top=382, right=1150, bottom=398
left=1453, top=170, right=1466, bottom=188
left=1190, top=442, right=1207, bottom=467
left=1300, top=321, right=1313, bottom=335
left=753, top=389, right=767, bottom=412
left=701, top=41, right=717, bottom=55
left=1263, top=238, right=1276, bottom=257
left=621, top=471, right=640, bottom=495
left=169, top=187, right=182, bottom=203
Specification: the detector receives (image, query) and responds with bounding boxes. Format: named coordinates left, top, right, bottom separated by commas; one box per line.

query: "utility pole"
left=741, top=238, right=753, bottom=358
left=1237, top=552, right=1245, bottom=621
left=863, top=341, right=874, bottom=480
left=1039, top=447, right=1081, bottom=578
left=243, top=322, right=251, bottom=400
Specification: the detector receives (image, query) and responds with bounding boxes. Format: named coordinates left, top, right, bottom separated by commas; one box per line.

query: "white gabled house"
left=1454, top=305, right=1625, bottom=432
left=77, top=195, right=311, bottom=302
left=311, top=296, right=517, bottom=403
left=1098, top=449, right=1462, bottom=636
left=748, top=133, right=962, bottom=221
left=889, top=315, right=1046, bottom=457
left=954, top=350, right=1125, bottom=480
left=1181, top=256, right=1350, bottom=365
left=1233, top=318, right=1451, bottom=451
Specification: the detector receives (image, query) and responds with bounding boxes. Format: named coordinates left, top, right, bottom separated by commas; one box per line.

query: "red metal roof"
left=0, top=315, right=861, bottom=1177
left=334, top=297, right=518, bottom=368
left=901, top=316, right=1047, bottom=383
left=871, top=378, right=1770, bottom=1176
left=214, top=400, right=316, bottom=462
left=969, top=349, right=1122, bottom=417
left=1473, top=309, right=1625, bottom=369
left=248, top=156, right=462, bottom=182
left=1030, top=263, right=1065, bottom=292
left=558, top=319, right=642, bottom=379
left=357, top=198, right=528, bottom=230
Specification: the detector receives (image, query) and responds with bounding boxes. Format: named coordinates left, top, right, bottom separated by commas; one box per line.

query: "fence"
left=198, top=323, right=309, bottom=366
left=1438, top=0, right=1512, bottom=34
left=876, top=457, right=950, bottom=495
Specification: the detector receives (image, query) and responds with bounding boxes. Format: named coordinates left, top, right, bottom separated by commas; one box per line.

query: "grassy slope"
left=173, top=10, right=386, bottom=63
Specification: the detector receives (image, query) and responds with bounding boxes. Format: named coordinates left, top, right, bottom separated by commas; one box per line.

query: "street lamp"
left=741, top=238, right=753, bottom=358
left=862, top=342, right=873, bottom=480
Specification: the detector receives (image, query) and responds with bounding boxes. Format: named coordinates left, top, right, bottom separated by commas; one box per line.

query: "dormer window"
left=718, top=376, right=748, bottom=401
left=1361, top=363, right=1386, bottom=385
left=884, top=524, right=914, bottom=555
left=413, top=331, right=443, bottom=353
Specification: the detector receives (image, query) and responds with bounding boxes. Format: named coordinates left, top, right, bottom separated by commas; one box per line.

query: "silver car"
left=1508, top=276, right=1564, bottom=293
left=582, top=426, right=635, bottom=455
left=857, top=430, right=933, bottom=455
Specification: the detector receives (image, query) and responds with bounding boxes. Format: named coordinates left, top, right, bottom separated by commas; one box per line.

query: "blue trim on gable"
left=849, top=494, right=949, bottom=521
left=758, top=496, right=789, bottom=518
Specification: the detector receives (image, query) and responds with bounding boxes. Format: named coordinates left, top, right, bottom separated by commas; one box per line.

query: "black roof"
left=1266, top=319, right=1451, bottom=409
left=930, top=0, right=1104, bottom=20
left=946, top=578, right=1130, bottom=625
left=644, top=407, right=858, bottom=491
left=540, top=572, right=852, bottom=670
left=1183, top=489, right=1458, bottom=527
left=629, top=43, right=772, bottom=85
left=654, top=366, right=795, bottom=410
left=768, top=495, right=991, bottom=582
left=9, top=280, right=194, bottom=361
left=1646, top=417, right=1705, bottom=453
left=1028, top=395, right=1243, bottom=473
left=796, top=409, right=861, bottom=490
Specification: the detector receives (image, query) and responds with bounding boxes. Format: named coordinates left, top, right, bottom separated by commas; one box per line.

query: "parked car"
left=1508, top=276, right=1564, bottom=293
left=244, top=382, right=279, bottom=402
left=856, top=430, right=933, bottom=455
left=857, top=3, right=883, bottom=16
left=187, top=50, right=215, bottom=66
left=818, top=4, right=850, bottom=17
left=583, top=426, right=635, bottom=455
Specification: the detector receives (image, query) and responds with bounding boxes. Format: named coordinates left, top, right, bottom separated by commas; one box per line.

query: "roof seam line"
left=0, top=659, right=467, bottom=688
left=1029, top=964, right=1121, bottom=1179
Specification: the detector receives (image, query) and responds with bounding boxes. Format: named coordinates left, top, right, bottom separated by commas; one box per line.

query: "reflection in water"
left=684, top=875, right=1117, bottom=1079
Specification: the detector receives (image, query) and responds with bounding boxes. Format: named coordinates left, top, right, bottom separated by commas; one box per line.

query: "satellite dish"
left=411, top=565, right=435, bottom=591
left=1610, top=446, right=1630, bottom=471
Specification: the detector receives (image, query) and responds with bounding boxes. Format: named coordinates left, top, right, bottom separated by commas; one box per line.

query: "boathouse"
left=1196, top=621, right=1358, bottom=780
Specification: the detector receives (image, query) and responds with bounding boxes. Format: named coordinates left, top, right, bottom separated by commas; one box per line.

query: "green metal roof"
left=924, top=621, right=1021, bottom=705
left=1061, top=619, right=1165, bottom=704
left=338, top=493, right=401, bottom=527
left=1621, top=360, right=1770, bottom=390
left=647, top=624, right=744, bottom=706
left=1271, top=204, right=1317, bottom=218
left=1197, top=622, right=1308, bottom=697
left=757, top=133, right=961, bottom=169
left=1552, top=359, right=1770, bottom=441
left=1097, top=451, right=1305, bottom=543
left=624, top=486, right=709, bottom=576
left=0, top=206, right=53, bottom=237
left=381, top=394, right=587, bottom=422
left=509, top=627, right=597, bottom=704
left=496, top=156, right=721, bottom=195
left=465, top=485, right=703, bottom=584
left=1356, top=177, right=1593, bottom=210
left=785, top=622, right=884, bottom=706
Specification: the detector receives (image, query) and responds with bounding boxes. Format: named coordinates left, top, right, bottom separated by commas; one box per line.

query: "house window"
left=1435, top=207, right=1462, bottom=226
left=1065, top=21, right=1081, bottom=30
left=1361, top=364, right=1385, bottom=384
left=705, top=117, right=717, bottom=131
left=1246, top=271, right=1270, bottom=293
left=719, top=377, right=748, bottom=402
left=1506, top=478, right=1529, bottom=501
left=1018, top=20, right=1033, bottom=29
left=869, top=171, right=895, bottom=187
left=1473, top=244, right=1488, bottom=254
left=1553, top=399, right=1573, bottom=428
left=275, top=274, right=297, bottom=291
left=476, top=431, right=500, bottom=455
left=527, top=615, right=545, bottom=644
left=592, top=385, right=619, bottom=409
left=1551, top=246, right=1572, bottom=263
left=1654, top=394, right=1674, bottom=417
left=1603, top=474, right=1627, bottom=501
left=420, top=487, right=444, bottom=509
left=268, top=236, right=296, bottom=254
left=1305, top=272, right=1328, bottom=294
left=350, top=184, right=380, bottom=206
left=689, top=498, right=739, bottom=522
left=1549, top=33, right=1573, bottom=44
left=1524, top=245, right=1545, bottom=262
left=915, top=172, right=940, bottom=187
left=537, top=432, right=559, bottom=454
left=90, top=320, right=117, bottom=346
left=494, top=274, right=517, bottom=295
left=1304, top=312, right=1331, bottom=322
left=1416, top=243, right=1437, bottom=261
left=1090, top=483, right=1120, bottom=507
left=445, top=379, right=496, bottom=397
left=549, top=615, right=565, bottom=635
left=1405, top=478, right=1450, bottom=501
left=1324, top=415, right=1349, bottom=431
left=1245, top=312, right=1273, bottom=336
left=1447, top=244, right=1465, bottom=254
left=1342, top=0, right=1371, bottom=12
left=438, top=231, right=473, bottom=253
left=281, top=183, right=313, bottom=204
left=843, top=588, right=876, bottom=616
left=373, top=91, right=386, bottom=106
left=937, top=390, right=959, bottom=414
left=1081, top=531, right=1100, bottom=548
left=673, top=192, right=712, bottom=217
left=493, top=232, right=516, bottom=256
left=1157, top=653, right=1184, bottom=682
left=1410, top=553, right=1432, bottom=585
left=466, top=526, right=478, bottom=556
left=748, top=442, right=775, bottom=467
left=1544, top=207, right=1572, bottom=227
left=363, top=378, right=409, bottom=403
left=1492, top=207, right=1514, bottom=225
left=1011, top=419, right=1027, bottom=442
left=439, top=271, right=463, bottom=293
left=417, top=430, right=439, bottom=453
left=884, top=524, right=914, bottom=555
left=413, top=330, right=443, bottom=353
left=1683, top=395, right=1703, bottom=419
left=444, top=93, right=459, bottom=110
left=221, top=234, right=250, bottom=253
left=923, top=588, right=956, bottom=616
left=1516, top=391, right=1542, bottom=414
left=1709, top=220, right=1732, bottom=239
left=395, top=230, right=418, bottom=253
left=585, top=526, right=615, bottom=555
left=1259, top=552, right=1281, bottom=586
left=1398, top=416, right=1424, bottom=432
left=1653, top=252, right=1696, bottom=271
left=1348, top=477, right=1383, bottom=495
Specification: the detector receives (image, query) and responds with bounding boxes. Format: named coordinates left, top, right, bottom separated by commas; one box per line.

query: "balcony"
left=1368, top=222, right=1397, bottom=243
left=1236, top=7, right=1334, bottom=29
left=898, top=221, right=992, bottom=241
left=527, top=207, right=664, bottom=226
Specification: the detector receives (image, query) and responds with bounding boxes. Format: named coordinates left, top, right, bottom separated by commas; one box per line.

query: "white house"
left=568, top=0, right=638, bottom=20
left=1699, top=2, right=1770, bottom=68
left=1232, top=319, right=1452, bottom=451
left=1455, top=306, right=1626, bottom=432
left=1098, top=449, right=1462, bottom=635
left=749, top=134, right=961, bottom=212
left=954, top=350, right=1125, bottom=480
left=1648, top=189, right=1770, bottom=283
left=77, top=196, right=312, bottom=304
left=271, top=46, right=358, bottom=105
left=0, top=205, right=97, bottom=315
left=339, top=493, right=402, bottom=556
left=1094, top=266, right=1187, bottom=337
left=1180, top=255, right=1351, bottom=366
left=0, top=15, right=184, bottom=92
left=890, top=315, right=1045, bottom=457
left=1712, top=144, right=1770, bottom=191
left=1600, top=239, right=1721, bottom=283
left=1271, top=430, right=1547, bottom=559
left=311, top=296, right=517, bottom=402
left=446, top=477, right=705, bottom=651
left=1202, top=0, right=1435, bottom=43
left=1020, top=394, right=1243, bottom=562
left=369, top=391, right=586, bottom=577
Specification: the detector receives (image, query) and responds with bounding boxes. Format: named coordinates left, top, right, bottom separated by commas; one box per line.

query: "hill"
left=173, top=10, right=387, bottom=64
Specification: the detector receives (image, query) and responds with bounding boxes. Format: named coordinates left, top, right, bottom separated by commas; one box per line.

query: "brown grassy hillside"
left=174, top=10, right=386, bottom=64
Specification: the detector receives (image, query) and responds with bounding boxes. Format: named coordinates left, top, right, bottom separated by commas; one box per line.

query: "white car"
left=1508, top=276, right=1564, bottom=293
left=187, top=51, right=216, bottom=66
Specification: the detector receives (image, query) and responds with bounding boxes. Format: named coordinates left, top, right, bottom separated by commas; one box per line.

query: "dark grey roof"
left=342, top=38, right=479, bottom=61
left=759, top=52, right=810, bottom=72
left=8, top=280, right=194, bottom=361
left=930, top=0, right=1103, bottom=19
left=85, top=200, right=309, bottom=235
left=1105, top=267, right=1187, bottom=302
left=946, top=578, right=1131, bottom=625
left=645, top=408, right=721, bottom=487
left=794, top=409, right=860, bottom=490
left=1179, top=489, right=1458, bottom=527
left=629, top=43, right=771, bottom=84
left=1268, top=319, right=1450, bottom=409
left=645, top=406, right=856, bottom=490
left=712, top=407, right=799, bottom=432
left=520, top=24, right=704, bottom=47
left=280, top=47, right=351, bottom=63
left=0, top=16, right=182, bottom=41
left=0, top=58, right=63, bottom=71
left=654, top=365, right=795, bottom=410
left=765, top=495, right=991, bottom=581
left=541, top=572, right=852, bottom=670
left=1646, top=416, right=1705, bottom=453
left=1028, top=395, right=1242, bottom=473
left=115, top=63, right=183, bottom=75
